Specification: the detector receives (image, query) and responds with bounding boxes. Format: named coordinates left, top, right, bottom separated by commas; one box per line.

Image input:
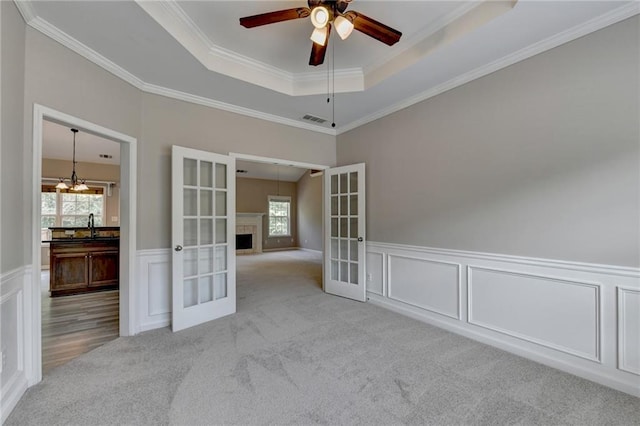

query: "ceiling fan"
left=239, top=0, right=402, bottom=66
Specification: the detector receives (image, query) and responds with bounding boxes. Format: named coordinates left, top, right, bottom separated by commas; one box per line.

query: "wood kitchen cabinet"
left=49, top=239, right=119, bottom=296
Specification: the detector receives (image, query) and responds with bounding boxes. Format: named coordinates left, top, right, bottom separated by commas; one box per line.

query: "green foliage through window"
left=41, top=186, right=105, bottom=241
left=268, top=197, right=290, bottom=236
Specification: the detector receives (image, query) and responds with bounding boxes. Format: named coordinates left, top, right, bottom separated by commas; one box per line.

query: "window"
left=268, top=196, right=291, bottom=237
left=41, top=183, right=105, bottom=241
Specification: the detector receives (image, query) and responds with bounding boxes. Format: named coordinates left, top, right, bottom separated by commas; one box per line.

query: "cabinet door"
left=88, top=249, right=119, bottom=287
left=51, top=252, right=88, bottom=291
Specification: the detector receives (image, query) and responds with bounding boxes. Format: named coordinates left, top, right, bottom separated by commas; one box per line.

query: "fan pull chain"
left=331, top=40, right=335, bottom=128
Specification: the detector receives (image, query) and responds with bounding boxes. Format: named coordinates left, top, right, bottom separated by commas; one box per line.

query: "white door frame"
left=229, top=153, right=330, bottom=172
left=29, top=104, right=137, bottom=386
left=229, top=152, right=330, bottom=287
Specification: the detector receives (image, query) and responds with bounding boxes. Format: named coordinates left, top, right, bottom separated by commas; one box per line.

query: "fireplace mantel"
left=236, top=213, right=265, bottom=254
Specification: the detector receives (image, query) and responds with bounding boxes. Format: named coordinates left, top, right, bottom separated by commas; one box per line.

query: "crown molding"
left=27, top=17, right=146, bottom=89
left=141, top=83, right=336, bottom=136
left=135, top=0, right=365, bottom=96
left=337, top=1, right=640, bottom=135
left=15, top=1, right=638, bottom=137
left=22, top=15, right=335, bottom=135
left=13, top=0, right=36, bottom=23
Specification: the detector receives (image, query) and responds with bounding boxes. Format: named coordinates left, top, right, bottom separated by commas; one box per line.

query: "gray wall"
left=23, top=28, right=141, bottom=265
left=138, top=93, right=335, bottom=249
left=236, top=177, right=297, bottom=250
left=337, top=16, right=640, bottom=267
left=297, top=171, right=323, bottom=251
left=21, top=27, right=336, bottom=255
left=1, top=1, right=26, bottom=272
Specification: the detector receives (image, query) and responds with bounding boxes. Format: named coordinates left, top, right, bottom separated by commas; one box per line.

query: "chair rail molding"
left=366, top=241, right=640, bottom=398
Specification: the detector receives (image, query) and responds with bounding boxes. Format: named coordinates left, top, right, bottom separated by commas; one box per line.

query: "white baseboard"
left=1, top=265, right=31, bottom=422
left=366, top=241, right=640, bottom=397
left=299, top=247, right=323, bottom=255
left=262, top=247, right=298, bottom=253
left=132, top=243, right=640, bottom=396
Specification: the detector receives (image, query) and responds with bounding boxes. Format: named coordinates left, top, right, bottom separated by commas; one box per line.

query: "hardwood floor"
left=41, top=271, right=119, bottom=374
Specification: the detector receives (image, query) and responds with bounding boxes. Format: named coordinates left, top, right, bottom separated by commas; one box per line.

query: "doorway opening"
left=30, top=104, right=137, bottom=385
left=39, top=120, right=122, bottom=373
left=231, top=154, right=327, bottom=299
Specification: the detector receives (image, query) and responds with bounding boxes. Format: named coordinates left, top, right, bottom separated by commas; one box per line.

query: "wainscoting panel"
left=366, top=241, right=640, bottom=397
left=137, top=249, right=171, bottom=332
left=365, top=251, right=384, bottom=296
left=617, top=287, right=640, bottom=376
left=1, top=266, right=30, bottom=423
left=388, top=255, right=460, bottom=319
left=468, top=266, right=600, bottom=361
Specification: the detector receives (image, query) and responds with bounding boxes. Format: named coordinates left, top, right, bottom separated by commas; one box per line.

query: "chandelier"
left=55, top=128, right=89, bottom=191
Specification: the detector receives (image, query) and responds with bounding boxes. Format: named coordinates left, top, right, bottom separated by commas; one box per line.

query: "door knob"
left=357, top=237, right=363, bottom=242
left=175, top=245, right=183, bottom=252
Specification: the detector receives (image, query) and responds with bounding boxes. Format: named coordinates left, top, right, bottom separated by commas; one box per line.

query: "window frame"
left=267, top=195, right=292, bottom=237
left=41, top=180, right=107, bottom=241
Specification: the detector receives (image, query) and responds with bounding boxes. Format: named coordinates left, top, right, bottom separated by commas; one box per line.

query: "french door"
left=171, top=146, right=236, bottom=332
left=324, top=163, right=366, bottom=301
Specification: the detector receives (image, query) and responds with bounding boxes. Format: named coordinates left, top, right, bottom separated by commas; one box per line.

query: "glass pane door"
left=172, top=146, right=235, bottom=332
left=324, top=163, right=366, bottom=302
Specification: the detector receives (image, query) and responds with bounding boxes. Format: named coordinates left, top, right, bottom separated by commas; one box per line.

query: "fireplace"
left=236, top=213, right=265, bottom=254
left=236, top=234, right=252, bottom=250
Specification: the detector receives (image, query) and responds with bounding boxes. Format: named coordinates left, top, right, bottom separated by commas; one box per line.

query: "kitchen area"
left=40, top=120, right=122, bottom=373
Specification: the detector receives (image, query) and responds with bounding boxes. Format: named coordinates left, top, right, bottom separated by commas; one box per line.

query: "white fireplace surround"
left=236, top=213, right=265, bottom=254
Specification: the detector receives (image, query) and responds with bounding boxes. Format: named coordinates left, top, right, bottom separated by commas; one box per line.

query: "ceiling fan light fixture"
left=334, top=15, right=354, bottom=40
left=310, top=6, right=329, bottom=29
left=310, top=26, right=328, bottom=46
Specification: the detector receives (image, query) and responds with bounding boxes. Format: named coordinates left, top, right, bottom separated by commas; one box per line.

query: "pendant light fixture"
left=56, top=128, right=89, bottom=191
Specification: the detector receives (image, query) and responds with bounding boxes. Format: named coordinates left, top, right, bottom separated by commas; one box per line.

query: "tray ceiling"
left=17, top=1, right=639, bottom=134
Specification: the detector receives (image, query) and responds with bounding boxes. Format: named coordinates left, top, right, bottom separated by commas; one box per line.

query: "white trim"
left=141, top=83, right=337, bottom=136
left=17, top=2, right=637, bottom=135
left=0, top=265, right=31, bottom=423
left=365, top=241, right=640, bottom=398
left=30, top=105, right=138, bottom=389
left=336, top=2, right=640, bottom=134
left=137, top=249, right=171, bottom=333
left=387, top=254, right=461, bottom=320
left=299, top=248, right=322, bottom=255
left=367, top=293, right=640, bottom=398
left=368, top=241, right=640, bottom=277
left=229, top=152, right=331, bottom=170
left=617, top=286, right=640, bottom=376
left=12, top=0, right=36, bottom=23
left=135, top=0, right=364, bottom=97
left=467, top=265, right=602, bottom=362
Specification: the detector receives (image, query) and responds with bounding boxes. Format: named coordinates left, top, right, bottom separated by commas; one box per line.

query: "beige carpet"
left=7, top=250, right=640, bottom=425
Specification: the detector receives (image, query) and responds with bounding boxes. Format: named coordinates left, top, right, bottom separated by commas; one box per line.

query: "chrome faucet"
left=88, top=213, right=96, bottom=238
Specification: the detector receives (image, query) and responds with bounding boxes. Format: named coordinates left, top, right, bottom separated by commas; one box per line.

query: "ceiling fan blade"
left=348, top=11, right=402, bottom=46
left=309, top=42, right=328, bottom=66
left=240, top=8, right=310, bottom=28
left=309, top=24, right=331, bottom=66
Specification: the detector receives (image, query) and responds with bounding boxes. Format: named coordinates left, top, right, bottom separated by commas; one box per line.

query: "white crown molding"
left=22, top=15, right=336, bottom=135
left=16, top=1, right=639, bottom=136
left=141, top=83, right=336, bottom=135
left=28, top=17, right=146, bottom=89
left=135, top=0, right=364, bottom=96
left=337, top=1, right=640, bottom=135
left=13, top=0, right=36, bottom=23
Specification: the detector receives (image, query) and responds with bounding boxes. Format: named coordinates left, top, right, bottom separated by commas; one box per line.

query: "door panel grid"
left=182, top=158, right=229, bottom=308
left=329, top=171, right=360, bottom=285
